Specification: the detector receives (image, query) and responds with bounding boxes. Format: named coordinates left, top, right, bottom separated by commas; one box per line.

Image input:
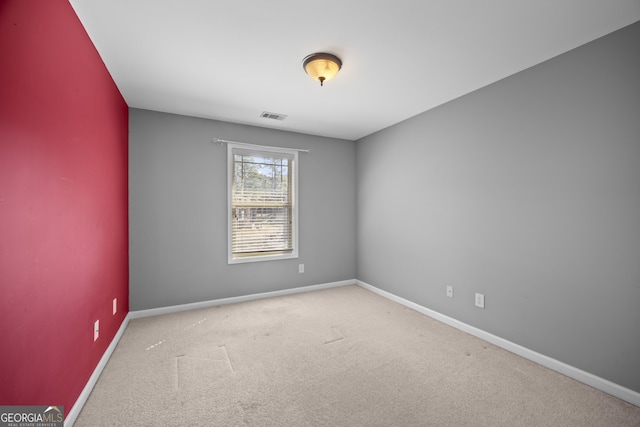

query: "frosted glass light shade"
left=302, top=53, right=342, bottom=86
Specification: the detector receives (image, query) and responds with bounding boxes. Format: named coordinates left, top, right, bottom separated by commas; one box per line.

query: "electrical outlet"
left=446, top=285, right=454, bottom=298
left=475, top=293, right=485, bottom=309
left=113, top=298, right=117, bottom=315
left=94, top=320, right=99, bottom=341
left=299, top=264, right=304, bottom=273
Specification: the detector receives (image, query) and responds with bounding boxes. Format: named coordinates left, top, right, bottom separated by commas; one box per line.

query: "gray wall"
left=356, top=22, right=640, bottom=392
left=129, top=109, right=356, bottom=310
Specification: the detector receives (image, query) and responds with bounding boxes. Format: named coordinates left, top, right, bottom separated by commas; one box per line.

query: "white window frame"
left=227, top=142, right=299, bottom=264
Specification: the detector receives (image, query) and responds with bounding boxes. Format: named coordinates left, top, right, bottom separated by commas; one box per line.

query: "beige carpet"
left=75, top=285, right=640, bottom=426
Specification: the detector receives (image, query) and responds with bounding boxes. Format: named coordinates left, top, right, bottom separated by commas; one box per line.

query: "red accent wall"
left=0, top=0, right=129, bottom=415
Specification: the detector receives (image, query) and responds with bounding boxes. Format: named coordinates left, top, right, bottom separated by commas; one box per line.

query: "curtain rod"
left=213, top=138, right=310, bottom=153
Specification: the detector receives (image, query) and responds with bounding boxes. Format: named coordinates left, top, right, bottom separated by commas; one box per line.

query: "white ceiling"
left=69, top=1, right=640, bottom=141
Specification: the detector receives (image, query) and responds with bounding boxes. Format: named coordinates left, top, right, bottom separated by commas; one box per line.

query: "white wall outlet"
left=113, top=298, right=117, bottom=315
left=475, top=293, right=485, bottom=309
left=298, top=264, right=304, bottom=273
left=446, top=285, right=454, bottom=298
left=94, top=320, right=100, bottom=341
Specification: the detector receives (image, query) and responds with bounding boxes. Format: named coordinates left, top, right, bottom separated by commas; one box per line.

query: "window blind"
left=231, top=148, right=294, bottom=258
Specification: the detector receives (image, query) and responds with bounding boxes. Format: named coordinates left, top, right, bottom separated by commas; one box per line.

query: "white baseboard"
left=66, top=277, right=637, bottom=425
left=356, top=280, right=640, bottom=408
left=129, top=279, right=356, bottom=319
left=65, top=313, right=132, bottom=427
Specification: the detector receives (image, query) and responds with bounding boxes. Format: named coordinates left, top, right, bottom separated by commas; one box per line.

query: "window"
left=227, top=143, right=298, bottom=263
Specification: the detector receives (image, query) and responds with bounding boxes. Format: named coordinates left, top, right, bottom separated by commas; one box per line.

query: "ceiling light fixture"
left=302, top=52, right=342, bottom=87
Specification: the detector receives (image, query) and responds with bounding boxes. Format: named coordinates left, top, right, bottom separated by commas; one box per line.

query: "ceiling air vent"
left=260, top=111, right=287, bottom=121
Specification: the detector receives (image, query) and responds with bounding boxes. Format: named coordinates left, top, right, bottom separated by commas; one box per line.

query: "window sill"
left=228, top=252, right=298, bottom=265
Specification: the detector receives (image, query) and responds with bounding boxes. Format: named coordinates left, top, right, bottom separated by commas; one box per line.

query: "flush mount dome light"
left=302, top=52, right=342, bottom=86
